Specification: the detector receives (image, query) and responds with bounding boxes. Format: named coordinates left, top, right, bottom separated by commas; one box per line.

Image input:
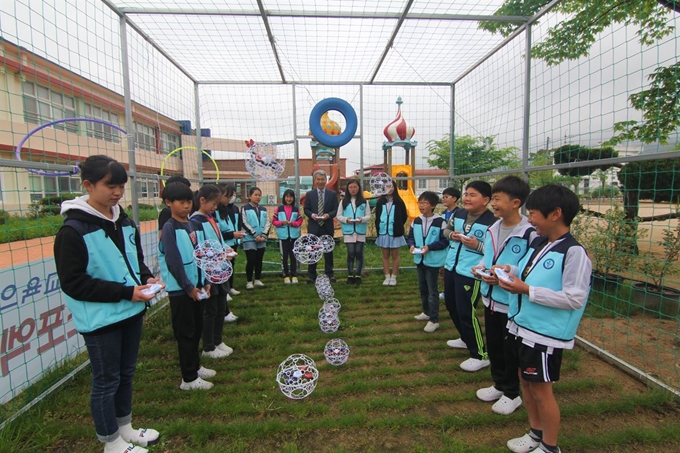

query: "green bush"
left=0, top=210, right=9, bottom=225
left=36, top=193, right=79, bottom=216
left=588, top=186, right=621, bottom=199
left=127, top=203, right=157, bottom=211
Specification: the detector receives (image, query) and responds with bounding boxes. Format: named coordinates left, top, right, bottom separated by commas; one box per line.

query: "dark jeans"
left=308, top=250, right=334, bottom=280
left=485, top=306, right=520, bottom=398
left=417, top=264, right=440, bottom=323
left=202, top=293, right=226, bottom=351
left=83, top=314, right=143, bottom=442
left=170, top=294, right=204, bottom=382
left=227, top=245, right=238, bottom=289
left=279, top=239, right=297, bottom=277
left=444, top=270, right=487, bottom=360
left=245, top=247, right=266, bottom=281
left=346, top=242, right=365, bottom=276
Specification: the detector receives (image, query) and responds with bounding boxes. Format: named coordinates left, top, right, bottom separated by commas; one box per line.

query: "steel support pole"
left=119, top=15, right=139, bottom=224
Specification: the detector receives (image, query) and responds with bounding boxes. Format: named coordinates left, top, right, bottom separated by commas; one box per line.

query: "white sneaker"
left=254, top=280, right=265, bottom=287
left=104, top=436, right=148, bottom=453
left=460, top=357, right=491, bottom=372
left=382, top=275, right=391, bottom=286
left=528, top=446, right=559, bottom=453
left=224, top=312, right=238, bottom=322
left=389, top=275, right=397, bottom=286
left=414, top=312, right=430, bottom=321
left=197, top=366, right=216, bottom=378
left=180, top=377, right=213, bottom=390
left=246, top=282, right=254, bottom=290
left=423, top=321, right=439, bottom=333
left=229, top=288, right=241, bottom=296
left=492, top=395, right=522, bottom=415
left=291, top=277, right=299, bottom=284
left=227, top=294, right=233, bottom=302
left=476, top=385, right=503, bottom=402
left=202, top=348, right=229, bottom=359
left=446, top=338, right=467, bottom=349
left=216, top=343, right=234, bottom=355
left=507, top=433, right=541, bottom=453
left=439, top=292, right=445, bottom=300
left=284, top=277, right=291, bottom=284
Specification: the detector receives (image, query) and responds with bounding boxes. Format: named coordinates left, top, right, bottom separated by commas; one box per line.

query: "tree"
left=479, top=0, right=679, bottom=144
left=425, top=134, right=520, bottom=186
left=552, top=144, right=619, bottom=177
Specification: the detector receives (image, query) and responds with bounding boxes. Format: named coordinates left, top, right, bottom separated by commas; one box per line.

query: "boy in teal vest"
left=472, top=176, right=535, bottom=416
left=442, top=181, right=496, bottom=372
left=407, top=191, right=449, bottom=333
left=498, top=184, right=591, bottom=453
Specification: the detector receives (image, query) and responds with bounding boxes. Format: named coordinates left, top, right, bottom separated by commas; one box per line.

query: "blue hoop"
left=309, top=98, right=357, bottom=148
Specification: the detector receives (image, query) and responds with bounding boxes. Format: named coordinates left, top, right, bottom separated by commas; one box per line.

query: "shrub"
left=0, top=210, right=9, bottom=225
left=126, top=204, right=157, bottom=211
left=37, top=193, right=79, bottom=216
left=588, top=186, right=621, bottom=199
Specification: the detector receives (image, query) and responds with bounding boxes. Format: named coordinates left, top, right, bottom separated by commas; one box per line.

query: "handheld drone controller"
left=494, top=268, right=513, bottom=283
left=141, top=283, right=163, bottom=296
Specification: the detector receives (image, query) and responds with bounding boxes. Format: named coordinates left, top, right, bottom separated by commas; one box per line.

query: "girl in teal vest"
left=216, top=183, right=245, bottom=321
left=272, top=189, right=304, bottom=284
left=54, top=155, right=160, bottom=453
left=374, top=184, right=408, bottom=286
left=190, top=184, right=234, bottom=360
left=241, top=187, right=271, bottom=289
left=337, top=179, right=371, bottom=285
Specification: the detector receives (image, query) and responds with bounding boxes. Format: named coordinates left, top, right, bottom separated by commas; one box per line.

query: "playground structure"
left=382, top=97, right=420, bottom=223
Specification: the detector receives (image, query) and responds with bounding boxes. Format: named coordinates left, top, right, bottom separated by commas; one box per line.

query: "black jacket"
left=374, top=196, right=408, bottom=237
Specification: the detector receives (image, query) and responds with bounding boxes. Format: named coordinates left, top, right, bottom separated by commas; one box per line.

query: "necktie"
left=318, top=189, right=324, bottom=226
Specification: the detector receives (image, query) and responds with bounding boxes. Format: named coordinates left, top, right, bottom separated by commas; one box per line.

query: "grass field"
left=1, top=265, right=679, bottom=452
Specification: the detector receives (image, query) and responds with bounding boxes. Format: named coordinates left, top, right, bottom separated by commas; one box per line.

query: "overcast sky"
left=2, top=0, right=678, bottom=173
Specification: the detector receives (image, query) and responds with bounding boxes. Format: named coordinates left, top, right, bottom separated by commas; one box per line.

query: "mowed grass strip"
left=1, top=270, right=679, bottom=453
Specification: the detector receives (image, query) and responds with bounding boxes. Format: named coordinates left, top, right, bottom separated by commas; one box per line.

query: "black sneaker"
left=306, top=278, right=316, bottom=285
left=355, top=276, right=362, bottom=286
left=329, top=276, right=337, bottom=283
left=346, top=276, right=354, bottom=285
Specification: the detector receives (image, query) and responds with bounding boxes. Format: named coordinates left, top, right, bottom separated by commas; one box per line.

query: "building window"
left=418, top=179, right=427, bottom=189
left=29, top=175, right=81, bottom=202
left=85, top=104, right=120, bottom=143
left=161, top=131, right=180, bottom=155
left=22, top=81, right=77, bottom=132
left=135, top=122, right=156, bottom=152
left=439, top=179, right=448, bottom=189
left=135, top=180, right=159, bottom=199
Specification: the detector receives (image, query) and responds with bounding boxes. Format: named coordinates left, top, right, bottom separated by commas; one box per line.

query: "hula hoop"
left=309, top=98, right=357, bottom=148
left=15, top=118, right=127, bottom=177
left=160, top=146, right=219, bottom=185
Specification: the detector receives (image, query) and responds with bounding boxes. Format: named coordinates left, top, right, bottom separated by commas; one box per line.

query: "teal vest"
left=275, top=207, right=301, bottom=240
left=191, top=214, right=223, bottom=245
left=412, top=217, right=447, bottom=267
left=62, top=221, right=144, bottom=333
left=481, top=227, right=534, bottom=308
left=159, top=225, right=199, bottom=292
left=511, top=235, right=588, bottom=341
left=243, top=205, right=268, bottom=242
left=444, top=211, right=494, bottom=276
left=378, top=203, right=395, bottom=236
left=215, top=210, right=239, bottom=247
left=341, top=202, right=368, bottom=235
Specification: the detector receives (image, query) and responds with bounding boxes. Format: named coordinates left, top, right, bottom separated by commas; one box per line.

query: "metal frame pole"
left=449, top=84, right=455, bottom=187
left=359, top=84, right=365, bottom=188
left=119, top=15, right=139, bottom=224
left=293, top=84, right=300, bottom=198
left=521, top=24, right=532, bottom=183
left=195, top=82, right=203, bottom=182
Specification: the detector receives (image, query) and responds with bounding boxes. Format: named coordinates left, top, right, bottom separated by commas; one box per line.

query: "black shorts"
left=510, top=335, right=563, bottom=383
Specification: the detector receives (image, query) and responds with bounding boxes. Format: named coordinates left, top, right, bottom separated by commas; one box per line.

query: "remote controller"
left=475, top=269, right=492, bottom=278
left=197, top=289, right=209, bottom=300
left=494, top=268, right=513, bottom=283
left=141, top=283, right=162, bottom=296
left=226, top=251, right=238, bottom=258
left=412, top=247, right=425, bottom=255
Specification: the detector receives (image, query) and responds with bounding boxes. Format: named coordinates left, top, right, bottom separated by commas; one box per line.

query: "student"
left=215, top=183, right=245, bottom=322
left=442, top=180, right=496, bottom=372
left=407, top=191, right=448, bottom=332
left=159, top=182, right=215, bottom=391
left=272, top=189, right=304, bottom=284
left=441, top=186, right=461, bottom=222
left=241, top=187, right=270, bottom=289
left=439, top=186, right=462, bottom=300
left=471, top=176, right=535, bottom=416
left=498, top=184, right=591, bottom=453
left=375, top=184, right=408, bottom=286
left=336, top=179, right=371, bottom=285
left=158, top=175, right=191, bottom=239
left=190, top=184, right=234, bottom=359
left=54, top=155, right=160, bottom=453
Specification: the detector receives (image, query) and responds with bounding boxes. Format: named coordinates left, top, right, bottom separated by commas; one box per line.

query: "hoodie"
left=54, top=196, right=153, bottom=334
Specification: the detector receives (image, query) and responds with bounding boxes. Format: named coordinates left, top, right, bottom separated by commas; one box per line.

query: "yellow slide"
left=392, top=164, right=420, bottom=223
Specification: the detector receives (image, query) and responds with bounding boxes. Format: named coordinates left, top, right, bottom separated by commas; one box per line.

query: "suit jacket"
left=304, top=187, right=338, bottom=236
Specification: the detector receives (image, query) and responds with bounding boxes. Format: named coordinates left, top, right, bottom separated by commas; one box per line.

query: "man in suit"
left=304, top=169, right=339, bottom=283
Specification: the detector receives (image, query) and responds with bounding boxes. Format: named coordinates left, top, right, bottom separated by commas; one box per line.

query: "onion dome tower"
left=382, top=97, right=417, bottom=182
